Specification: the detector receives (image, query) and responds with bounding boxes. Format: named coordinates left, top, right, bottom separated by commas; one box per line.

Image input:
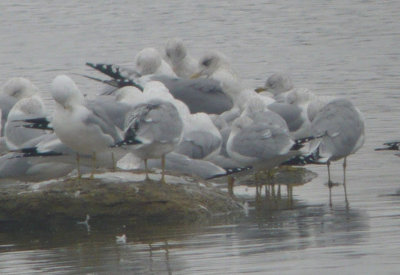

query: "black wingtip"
left=85, top=62, right=144, bottom=91
left=225, top=166, right=253, bottom=175
left=111, top=139, right=142, bottom=148
left=375, top=141, right=400, bottom=151
left=282, top=148, right=324, bottom=166
left=291, top=133, right=325, bottom=151
left=205, top=166, right=253, bottom=180
left=12, top=147, right=63, bottom=158
left=16, top=117, right=53, bottom=130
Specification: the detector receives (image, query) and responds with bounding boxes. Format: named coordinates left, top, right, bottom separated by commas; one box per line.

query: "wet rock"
left=0, top=171, right=243, bottom=226
left=0, top=167, right=316, bottom=227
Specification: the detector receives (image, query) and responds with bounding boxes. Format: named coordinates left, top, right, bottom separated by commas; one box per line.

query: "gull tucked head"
left=2, top=77, right=39, bottom=99
left=51, top=75, right=84, bottom=108
left=263, top=73, right=294, bottom=96
left=165, top=38, right=187, bottom=62
left=134, top=48, right=162, bottom=76
left=191, top=51, right=230, bottom=79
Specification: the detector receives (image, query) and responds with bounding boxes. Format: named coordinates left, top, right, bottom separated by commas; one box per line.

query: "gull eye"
left=202, top=58, right=212, bottom=67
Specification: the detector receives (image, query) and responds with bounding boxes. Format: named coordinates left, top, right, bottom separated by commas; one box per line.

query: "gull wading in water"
left=288, top=98, right=365, bottom=207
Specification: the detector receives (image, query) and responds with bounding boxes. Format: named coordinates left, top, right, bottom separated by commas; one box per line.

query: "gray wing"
left=268, top=102, right=303, bottom=132
left=144, top=152, right=226, bottom=179
left=4, top=114, right=47, bottom=150
left=312, top=98, right=365, bottom=159
left=175, top=131, right=222, bottom=159
left=232, top=123, right=293, bottom=160
left=87, top=96, right=132, bottom=130
left=150, top=75, right=233, bottom=114
left=125, top=99, right=183, bottom=144
left=84, top=102, right=123, bottom=143
left=0, top=152, right=74, bottom=182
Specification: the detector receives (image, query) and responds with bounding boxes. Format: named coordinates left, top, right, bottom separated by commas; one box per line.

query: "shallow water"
left=1, top=0, right=400, bottom=273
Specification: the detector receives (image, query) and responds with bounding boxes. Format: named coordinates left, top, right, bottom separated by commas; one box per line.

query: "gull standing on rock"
left=4, top=95, right=48, bottom=150
left=114, top=81, right=184, bottom=183
left=50, top=75, right=124, bottom=178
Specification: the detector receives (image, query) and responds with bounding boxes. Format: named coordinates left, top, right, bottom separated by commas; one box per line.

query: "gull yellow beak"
left=254, top=87, right=267, bottom=93
left=190, top=72, right=203, bottom=79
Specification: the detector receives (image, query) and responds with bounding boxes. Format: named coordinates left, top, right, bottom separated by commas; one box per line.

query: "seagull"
left=134, top=47, right=176, bottom=77
left=175, top=112, right=222, bottom=160
left=0, top=134, right=75, bottom=182
left=288, top=98, right=365, bottom=207
left=4, top=95, right=48, bottom=150
left=226, top=100, right=298, bottom=174
left=191, top=51, right=243, bottom=104
left=50, top=75, right=125, bottom=178
left=114, top=81, right=184, bottom=183
left=164, top=38, right=199, bottom=78
left=116, top=234, right=127, bottom=244
left=84, top=63, right=233, bottom=115
left=255, top=72, right=294, bottom=98
left=0, top=77, right=40, bottom=131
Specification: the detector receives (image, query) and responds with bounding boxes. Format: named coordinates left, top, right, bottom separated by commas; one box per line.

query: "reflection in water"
left=0, top=192, right=369, bottom=273
left=1, top=0, right=400, bottom=272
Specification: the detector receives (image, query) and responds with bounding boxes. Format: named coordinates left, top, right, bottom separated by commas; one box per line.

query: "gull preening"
left=50, top=75, right=124, bottom=178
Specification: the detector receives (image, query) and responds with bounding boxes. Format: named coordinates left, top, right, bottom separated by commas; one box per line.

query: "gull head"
left=262, top=72, right=294, bottom=96
left=134, top=47, right=162, bottom=75
left=165, top=38, right=187, bottom=63
left=9, top=95, right=46, bottom=117
left=2, top=77, right=39, bottom=99
left=191, top=51, right=229, bottom=79
left=51, top=75, right=84, bottom=108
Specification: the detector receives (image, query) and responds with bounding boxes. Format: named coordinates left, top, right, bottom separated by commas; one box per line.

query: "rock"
left=0, top=171, right=243, bottom=226
left=0, top=167, right=317, bottom=228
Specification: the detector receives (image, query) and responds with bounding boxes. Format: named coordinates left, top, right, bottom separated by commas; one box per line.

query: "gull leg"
left=90, top=152, right=96, bottom=179
left=277, top=184, right=281, bottom=199
left=144, top=159, right=149, bottom=181
left=111, top=152, right=116, bottom=172
left=343, top=157, right=349, bottom=207
left=227, top=176, right=234, bottom=197
left=160, top=154, right=166, bottom=184
left=287, top=185, right=293, bottom=208
left=76, top=153, right=81, bottom=180
left=327, top=161, right=332, bottom=208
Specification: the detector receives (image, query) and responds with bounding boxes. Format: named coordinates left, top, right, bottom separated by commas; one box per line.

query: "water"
left=1, top=0, right=400, bottom=273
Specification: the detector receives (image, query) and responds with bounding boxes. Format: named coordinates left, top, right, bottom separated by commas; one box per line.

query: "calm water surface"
left=1, top=1, right=400, bottom=274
